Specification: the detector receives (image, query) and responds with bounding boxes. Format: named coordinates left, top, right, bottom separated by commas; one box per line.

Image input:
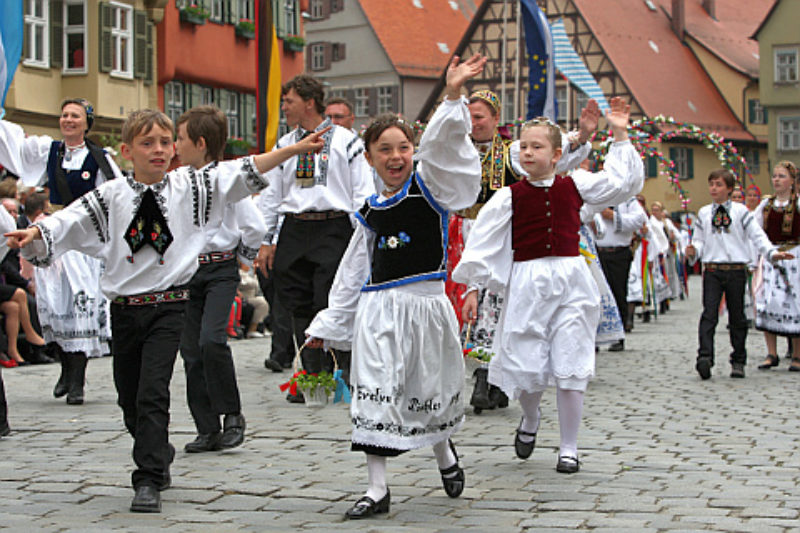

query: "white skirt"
left=350, top=282, right=464, bottom=452
left=755, top=247, right=800, bottom=336
left=489, top=256, right=599, bottom=397
left=34, top=250, right=111, bottom=358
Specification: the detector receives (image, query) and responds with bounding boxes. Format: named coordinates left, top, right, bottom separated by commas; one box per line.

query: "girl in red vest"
left=453, top=97, right=643, bottom=474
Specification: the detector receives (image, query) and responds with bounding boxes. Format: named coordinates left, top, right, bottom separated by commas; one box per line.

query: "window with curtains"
left=63, top=0, right=87, bottom=73
left=669, top=147, right=694, bottom=180
left=775, top=48, right=798, bottom=83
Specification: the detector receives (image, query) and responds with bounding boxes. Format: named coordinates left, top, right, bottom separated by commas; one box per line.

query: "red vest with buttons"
left=510, top=176, right=583, bottom=261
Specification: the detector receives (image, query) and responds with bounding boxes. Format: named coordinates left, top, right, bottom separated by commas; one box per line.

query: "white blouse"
left=306, top=96, right=482, bottom=347
left=452, top=140, right=644, bottom=295
left=22, top=157, right=270, bottom=298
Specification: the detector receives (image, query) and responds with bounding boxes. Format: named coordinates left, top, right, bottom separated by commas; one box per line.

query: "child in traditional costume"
left=453, top=97, right=643, bottom=473
left=305, top=54, right=485, bottom=519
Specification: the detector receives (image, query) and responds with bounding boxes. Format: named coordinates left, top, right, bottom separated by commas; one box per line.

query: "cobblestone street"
left=1, top=275, right=798, bottom=532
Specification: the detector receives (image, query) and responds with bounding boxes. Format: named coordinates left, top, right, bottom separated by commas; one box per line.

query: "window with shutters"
left=779, top=117, right=800, bottom=151
left=670, top=147, right=693, bottom=180
left=377, top=87, right=393, bottom=114
left=238, top=0, right=254, bottom=20
left=209, top=0, right=223, bottom=22
left=775, top=48, right=798, bottom=84
left=354, top=88, right=368, bottom=118
left=224, top=91, right=241, bottom=139
left=748, top=99, right=766, bottom=125
left=23, top=0, right=49, bottom=67
left=165, top=81, right=185, bottom=124
left=645, top=155, right=658, bottom=179
left=243, top=94, right=256, bottom=145
left=332, top=43, right=345, bottom=62
left=284, top=0, right=299, bottom=36
left=310, top=43, right=326, bottom=71
left=110, top=2, right=133, bottom=78
left=63, top=0, right=87, bottom=73
left=310, top=0, right=323, bottom=19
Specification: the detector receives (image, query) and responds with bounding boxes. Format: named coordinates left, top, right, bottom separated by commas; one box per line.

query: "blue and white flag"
left=551, top=18, right=610, bottom=113
left=0, top=3, right=24, bottom=118
left=520, top=0, right=557, bottom=120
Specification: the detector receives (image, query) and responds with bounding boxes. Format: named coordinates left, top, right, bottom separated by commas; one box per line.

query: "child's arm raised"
left=252, top=127, right=329, bottom=174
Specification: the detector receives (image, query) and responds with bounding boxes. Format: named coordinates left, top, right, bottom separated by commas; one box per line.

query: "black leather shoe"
left=184, top=432, right=222, bottom=453
left=27, top=344, right=55, bottom=364
left=514, top=418, right=537, bottom=459
left=696, top=357, right=712, bottom=380
left=345, top=489, right=390, bottom=519
left=0, top=423, right=10, bottom=437
left=264, top=358, right=283, bottom=372
left=439, top=440, right=465, bottom=498
left=130, top=485, right=161, bottom=513
left=220, top=413, right=245, bottom=449
left=730, top=363, right=745, bottom=378
left=556, top=454, right=580, bottom=474
left=608, top=340, right=624, bottom=352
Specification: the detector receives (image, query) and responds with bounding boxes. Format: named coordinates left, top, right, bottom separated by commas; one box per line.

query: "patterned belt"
left=286, top=210, right=348, bottom=221
left=704, top=263, right=747, bottom=271
left=455, top=203, right=485, bottom=220
left=112, top=287, right=190, bottom=306
left=198, top=250, right=236, bottom=264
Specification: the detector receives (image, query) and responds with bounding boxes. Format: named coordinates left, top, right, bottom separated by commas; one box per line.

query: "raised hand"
left=4, top=227, right=40, bottom=249
left=297, top=125, right=331, bottom=154
left=445, top=54, right=488, bottom=99
left=605, top=96, right=631, bottom=141
left=578, top=99, right=600, bottom=143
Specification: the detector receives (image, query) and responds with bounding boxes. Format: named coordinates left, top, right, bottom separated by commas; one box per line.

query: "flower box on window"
left=284, top=35, right=305, bottom=52
left=235, top=19, right=255, bottom=40
left=225, top=138, right=250, bottom=156
left=179, top=5, right=210, bottom=25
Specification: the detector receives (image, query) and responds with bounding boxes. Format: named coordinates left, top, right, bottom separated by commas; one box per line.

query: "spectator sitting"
left=238, top=264, right=269, bottom=338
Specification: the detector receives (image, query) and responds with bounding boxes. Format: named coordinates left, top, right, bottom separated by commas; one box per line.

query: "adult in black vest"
left=0, top=98, right=119, bottom=404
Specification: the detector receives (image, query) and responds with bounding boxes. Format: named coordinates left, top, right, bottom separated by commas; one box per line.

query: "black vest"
left=46, top=141, right=106, bottom=205
left=358, top=173, right=448, bottom=291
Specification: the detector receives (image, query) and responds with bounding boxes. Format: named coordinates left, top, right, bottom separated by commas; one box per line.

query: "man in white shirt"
left=260, top=75, right=375, bottom=401
left=594, top=196, right=648, bottom=350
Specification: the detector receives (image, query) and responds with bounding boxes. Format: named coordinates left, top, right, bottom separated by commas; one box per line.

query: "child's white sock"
left=365, top=454, right=387, bottom=501
left=433, top=439, right=457, bottom=474
left=556, top=387, right=584, bottom=457
left=518, top=390, right=544, bottom=442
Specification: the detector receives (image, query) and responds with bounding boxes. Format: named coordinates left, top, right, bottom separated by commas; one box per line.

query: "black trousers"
left=111, top=300, right=186, bottom=489
left=698, top=268, right=748, bottom=366
left=274, top=215, right=352, bottom=373
left=180, top=260, right=241, bottom=434
left=257, top=267, right=292, bottom=367
left=598, top=247, right=633, bottom=328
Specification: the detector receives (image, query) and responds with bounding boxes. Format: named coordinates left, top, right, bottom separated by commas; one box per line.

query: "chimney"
left=702, top=0, right=716, bottom=19
left=671, top=0, right=685, bottom=41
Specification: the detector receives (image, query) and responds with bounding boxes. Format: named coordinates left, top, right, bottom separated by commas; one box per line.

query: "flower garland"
left=392, top=116, right=753, bottom=210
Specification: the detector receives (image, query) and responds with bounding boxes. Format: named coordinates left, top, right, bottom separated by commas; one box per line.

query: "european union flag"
left=0, top=2, right=24, bottom=117
left=520, top=0, right=557, bottom=120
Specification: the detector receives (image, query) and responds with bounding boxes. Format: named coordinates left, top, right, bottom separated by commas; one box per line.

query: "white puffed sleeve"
left=0, top=120, right=52, bottom=186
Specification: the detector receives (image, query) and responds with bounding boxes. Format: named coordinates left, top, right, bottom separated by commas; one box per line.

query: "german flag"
left=256, top=0, right=281, bottom=152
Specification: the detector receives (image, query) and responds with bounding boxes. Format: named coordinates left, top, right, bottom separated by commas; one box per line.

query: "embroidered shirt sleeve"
left=80, top=188, right=110, bottom=243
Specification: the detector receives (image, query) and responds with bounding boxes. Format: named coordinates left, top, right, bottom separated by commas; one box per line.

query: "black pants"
left=257, top=267, right=292, bottom=367
left=180, top=260, right=241, bottom=434
left=274, top=215, right=352, bottom=373
left=111, top=300, right=186, bottom=489
left=698, top=268, right=747, bottom=366
left=598, top=247, right=633, bottom=328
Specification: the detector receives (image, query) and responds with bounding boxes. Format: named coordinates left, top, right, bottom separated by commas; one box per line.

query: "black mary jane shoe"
left=758, top=354, right=779, bottom=370
left=556, top=454, right=580, bottom=474
left=344, top=489, right=390, bottom=519
left=439, top=439, right=465, bottom=498
left=514, top=418, right=537, bottom=460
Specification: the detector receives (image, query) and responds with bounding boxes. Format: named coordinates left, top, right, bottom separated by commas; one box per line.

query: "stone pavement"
left=0, top=275, right=799, bottom=532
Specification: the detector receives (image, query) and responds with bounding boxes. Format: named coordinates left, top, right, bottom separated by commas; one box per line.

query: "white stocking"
left=556, top=387, right=584, bottom=457
left=365, top=454, right=387, bottom=501
left=433, top=439, right=457, bottom=474
left=517, top=390, right=544, bottom=441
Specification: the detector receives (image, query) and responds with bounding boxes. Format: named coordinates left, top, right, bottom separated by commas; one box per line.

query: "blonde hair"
left=775, top=160, right=799, bottom=182
left=521, top=117, right=562, bottom=151
left=121, top=109, right=174, bottom=144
